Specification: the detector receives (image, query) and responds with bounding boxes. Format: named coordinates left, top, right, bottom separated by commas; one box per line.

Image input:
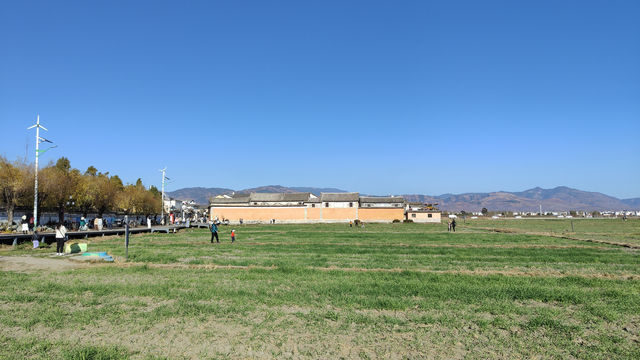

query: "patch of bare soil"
left=112, top=262, right=638, bottom=280
left=311, top=266, right=639, bottom=280
left=0, top=309, right=472, bottom=359
left=241, top=241, right=614, bottom=250
left=117, top=261, right=276, bottom=271
left=0, top=255, right=103, bottom=273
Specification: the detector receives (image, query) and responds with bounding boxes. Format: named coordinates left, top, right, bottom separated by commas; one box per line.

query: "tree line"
left=0, top=156, right=161, bottom=226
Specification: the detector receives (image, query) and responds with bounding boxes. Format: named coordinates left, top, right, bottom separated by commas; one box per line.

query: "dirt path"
left=0, top=255, right=99, bottom=273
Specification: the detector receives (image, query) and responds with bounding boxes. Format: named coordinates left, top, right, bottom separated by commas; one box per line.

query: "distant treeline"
left=0, top=156, right=161, bottom=226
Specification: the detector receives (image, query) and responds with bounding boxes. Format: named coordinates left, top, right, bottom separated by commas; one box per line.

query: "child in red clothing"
left=231, top=229, right=236, bottom=243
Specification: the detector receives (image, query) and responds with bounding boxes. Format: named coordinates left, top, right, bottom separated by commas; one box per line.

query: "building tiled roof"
left=321, top=192, right=360, bottom=202
left=246, top=192, right=311, bottom=202
left=282, top=193, right=312, bottom=201
left=210, top=195, right=250, bottom=204
left=249, top=193, right=284, bottom=202
left=359, top=196, right=405, bottom=204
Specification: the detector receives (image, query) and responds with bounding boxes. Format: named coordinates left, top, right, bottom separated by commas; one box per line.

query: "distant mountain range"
left=167, top=185, right=639, bottom=211
left=402, top=187, right=640, bottom=212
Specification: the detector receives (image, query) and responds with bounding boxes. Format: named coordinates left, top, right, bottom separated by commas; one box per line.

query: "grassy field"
left=0, top=220, right=638, bottom=359
left=463, top=217, right=640, bottom=247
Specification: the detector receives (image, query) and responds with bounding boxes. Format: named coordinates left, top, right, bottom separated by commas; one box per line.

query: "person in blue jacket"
left=210, top=222, right=219, bottom=243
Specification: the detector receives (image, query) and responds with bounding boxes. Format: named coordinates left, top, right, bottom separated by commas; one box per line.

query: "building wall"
left=252, top=201, right=303, bottom=206
left=358, top=208, right=404, bottom=222
left=322, top=201, right=356, bottom=208
left=407, top=212, right=441, bottom=223
left=361, top=203, right=403, bottom=208
left=307, top=207, right=322, bottom=220
left=211, top=207, right=306, bottom=222
left=210, top=205, right=408, bottom=223
left=210, top=206, right=358, bottom=223
left=321, top=207, right=358, bottom=220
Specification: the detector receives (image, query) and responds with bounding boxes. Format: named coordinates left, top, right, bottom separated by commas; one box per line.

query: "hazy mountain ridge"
left=622, top=198, right=640, bottom=208
left=168, top=186, right=639, bottom=211
left=403, top=186, right=638, bottom=212
left=166, top=187, right=234, bottom=204
left=236, top=185, right=348, bottom=196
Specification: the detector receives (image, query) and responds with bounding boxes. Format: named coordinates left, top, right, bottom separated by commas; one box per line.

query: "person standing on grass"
left=451, top=218, right=457, bottom=232
left=231, top=229, right=236, bottom=243
left=21, top=215, right=29, bottom=234
left=447, top=220, right=451, bottom=232
left=210, top=221, right=219, bottom=243
left=55, top=223, right=67, bottom=256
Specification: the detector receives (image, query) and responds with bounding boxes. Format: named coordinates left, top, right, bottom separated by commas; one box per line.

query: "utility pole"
left=159, top=168, right=170, bottom=225
left=27, top=115, right=55, bottom=230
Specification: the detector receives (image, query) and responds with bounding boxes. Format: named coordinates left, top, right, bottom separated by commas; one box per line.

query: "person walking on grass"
left=451, top=218, right=457, bottom=232
left=447, top=220, right=451, bottom=232
left=210, top=221, right=219, bottom=243
left=231, top=229, right=236, bottom=243
left=55, top=223, right=67, bottom=256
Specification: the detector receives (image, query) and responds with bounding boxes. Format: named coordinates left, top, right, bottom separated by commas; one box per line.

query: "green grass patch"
left=0, top=223, right=638, bottom=359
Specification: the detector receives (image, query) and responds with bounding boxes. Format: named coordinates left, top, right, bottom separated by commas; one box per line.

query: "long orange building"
left=209, top=192, right=406, bottom=224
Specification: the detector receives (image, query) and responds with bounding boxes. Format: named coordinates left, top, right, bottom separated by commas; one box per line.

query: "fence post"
left=125, top=215, right=130, bottom=261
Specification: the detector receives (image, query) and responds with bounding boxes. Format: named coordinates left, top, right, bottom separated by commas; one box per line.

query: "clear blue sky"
left=1, top=0, right=639, bottom=198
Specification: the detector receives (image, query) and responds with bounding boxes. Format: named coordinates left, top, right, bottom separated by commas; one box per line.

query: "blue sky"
left=1, top=0, right=639, bottom=198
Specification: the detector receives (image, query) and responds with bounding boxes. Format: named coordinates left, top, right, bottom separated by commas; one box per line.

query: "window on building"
left=411, top=213, right=416, bottom=218
left=325, top=203, right=329, bottom=207
left=428, top=214, right=432, bottom=218
left=349, top=202, right=353, bottom=207
left=311, top=204, right=315, bottom=208
left=253, top=202, right=258, bottom=205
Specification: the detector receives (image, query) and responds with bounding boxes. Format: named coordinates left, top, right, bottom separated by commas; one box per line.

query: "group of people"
left=209, top=221, right=235, bottom=244
left=30, top=222, right=69, bottom=254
